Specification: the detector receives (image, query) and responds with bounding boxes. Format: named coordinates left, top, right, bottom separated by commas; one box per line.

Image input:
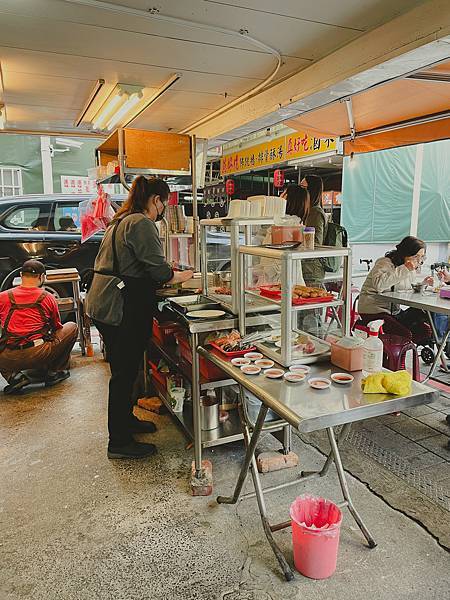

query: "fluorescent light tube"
left=93, top=92, right=128, bottom=130
left=106, top=92, right=141, bottom=130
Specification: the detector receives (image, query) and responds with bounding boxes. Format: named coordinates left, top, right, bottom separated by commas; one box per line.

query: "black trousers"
left=94, top=279, right=156, bottom=446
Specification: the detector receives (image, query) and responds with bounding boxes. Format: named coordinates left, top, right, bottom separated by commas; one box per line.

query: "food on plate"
left=264, top=368, right=285, bottom=379
left=331, top=373, right=354, bottom=384
left=241, top=365, right=261, bottom=375
left=284, top=372, right=306, bottom=383
left=244, top=352, right=264, bottom=361
left=231, top=357, right=251, bottom=366
left=261, top=283, right=332, bottom=300
left=214, top=286, right=232, bottom=295
left=308, top=377, right=331, bottom=390
left=255, top=359, right=275, bottom=369
left=213, top=330, right=254, bottom=353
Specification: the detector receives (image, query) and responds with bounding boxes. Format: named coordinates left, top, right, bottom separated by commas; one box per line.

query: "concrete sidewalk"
left=1, top=353, right=450, bottom=600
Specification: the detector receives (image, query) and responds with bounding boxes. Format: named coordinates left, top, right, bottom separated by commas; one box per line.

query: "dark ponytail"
left=114, top=176, right=170, bottom=220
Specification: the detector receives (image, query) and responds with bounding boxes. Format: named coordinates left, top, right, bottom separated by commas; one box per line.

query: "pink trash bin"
left=290, top=494, right=342, bottom=579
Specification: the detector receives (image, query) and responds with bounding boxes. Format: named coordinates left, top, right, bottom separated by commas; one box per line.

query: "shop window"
left=53, top=203, right=81, bottom=232
left=0, top=167, right=23, bottom=197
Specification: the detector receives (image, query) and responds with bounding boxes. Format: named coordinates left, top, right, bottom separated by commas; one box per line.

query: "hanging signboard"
left=220, top=133, right=337, bottom=176
left=60, top=176, right=116, bottom=195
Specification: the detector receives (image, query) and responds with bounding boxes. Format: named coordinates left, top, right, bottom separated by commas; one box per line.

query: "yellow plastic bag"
left=361, top=370, right=412, bottom=395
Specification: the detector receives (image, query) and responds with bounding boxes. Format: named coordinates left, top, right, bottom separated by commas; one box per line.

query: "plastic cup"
left=170, top=387, right=186, bottom=412
left=290, top=494, right=342, bottom=579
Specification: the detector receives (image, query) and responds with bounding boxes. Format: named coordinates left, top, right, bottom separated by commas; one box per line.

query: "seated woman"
left=358, top=236, right=433, bottom=337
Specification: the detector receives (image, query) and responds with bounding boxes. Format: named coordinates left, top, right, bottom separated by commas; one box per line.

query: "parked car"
left=0, top=194, right=126, bottom=297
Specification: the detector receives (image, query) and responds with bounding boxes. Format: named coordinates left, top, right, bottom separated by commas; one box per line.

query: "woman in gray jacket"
left=86, top=177, right=193, bottom=459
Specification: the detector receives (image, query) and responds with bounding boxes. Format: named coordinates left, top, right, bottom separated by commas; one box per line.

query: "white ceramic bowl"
left=231, top=357, right=251, bottom=366
left=308, top=377, right=331, bottom=390
left=244, top=352, right=264, bottom=361
left=254, top=359, right=275, bottom=369
left=331, top=372, right=354, bottom=385
left=284, top=372, right=306, bottom=383
left=264, top=368, right=285, bottom=379
left=241, top=365, right=261, bottom=375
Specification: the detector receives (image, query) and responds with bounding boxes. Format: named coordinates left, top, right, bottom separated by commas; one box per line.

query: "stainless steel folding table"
left=197, top=348, right=438, bottom=581
left=378, top=290, right=450, bottom=381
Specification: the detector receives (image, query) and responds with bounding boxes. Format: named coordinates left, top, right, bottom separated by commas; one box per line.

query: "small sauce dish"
left=255, top=359, right=275, bottom=369
left=231, top=357, right=251, bottom=366
left=308, top=377, right=331, bottom=390
left=244, top=352, right=264, bottom=361
left=264, top=368, right=285, bottom=379
left=289, top=364, right=311, bottom=374
left=241, top=365, right=261, bottom=375
left=331, top=373, right=354, bottom=385
left=284, top=372, right=306, bottom=383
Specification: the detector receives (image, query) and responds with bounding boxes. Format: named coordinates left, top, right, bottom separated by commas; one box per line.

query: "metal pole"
left=217, top=402, right=268, bottom=505
left=327, top=427, right=377, bottom=548
left=342, top=248, right=352, bottom=336
left=200, top=223, right=208, bottom=294
left=191, top=135, right=200, bottom=272
left=191, top=332, right=203, bottom=476
left=238, top=251, right=246, bottom=337
left=117, top=128, right=130, bottom=191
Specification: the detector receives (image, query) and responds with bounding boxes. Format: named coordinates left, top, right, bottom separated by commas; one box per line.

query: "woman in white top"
left=359, top=236, right=433, bottom=335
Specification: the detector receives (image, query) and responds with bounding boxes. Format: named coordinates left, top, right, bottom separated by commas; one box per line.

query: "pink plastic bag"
left=290, top=494, right=342, bottom=579
left=80, top=186, right=114, bottom=242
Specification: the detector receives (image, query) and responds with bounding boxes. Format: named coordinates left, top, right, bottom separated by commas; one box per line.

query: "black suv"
left=0, top=194, right=126, bottom=296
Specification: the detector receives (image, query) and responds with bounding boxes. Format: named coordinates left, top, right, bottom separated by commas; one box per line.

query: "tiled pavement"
left=354, top=371, right=450, bottom=491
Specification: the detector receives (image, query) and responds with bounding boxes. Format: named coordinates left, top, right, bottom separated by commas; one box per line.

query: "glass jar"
left=303, top=227, right=315, bottom=250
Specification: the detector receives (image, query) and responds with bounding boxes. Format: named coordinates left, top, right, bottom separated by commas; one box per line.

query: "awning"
left=287, top=59, right=450, bottom=155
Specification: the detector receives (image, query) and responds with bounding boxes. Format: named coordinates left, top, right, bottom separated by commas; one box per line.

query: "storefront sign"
left=60, top=176, right=116, bottom=195
left=220, top=133, right=337, bottom=176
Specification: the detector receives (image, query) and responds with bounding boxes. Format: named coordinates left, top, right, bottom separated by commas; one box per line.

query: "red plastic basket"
left=209, top=340, right=256, bottom=358
left=175, top=333, right=226, bottom=380
left=259, top=285, right=334, bottom=306
left=152, top=318, right=182, bottom=346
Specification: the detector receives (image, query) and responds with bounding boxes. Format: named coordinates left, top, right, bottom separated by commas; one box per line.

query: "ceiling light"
left=92, top=89, right=132, bottom=130
left=0, top=105, right=5, bottom=130
left=74, top=79, right=105, bottom=127
left=106, top=92, right=142, bottom=130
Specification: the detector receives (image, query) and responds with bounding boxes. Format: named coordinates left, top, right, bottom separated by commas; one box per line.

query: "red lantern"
left=225, top=179, right=235, bottom=195
left=273, top=169, right=284, bottom=188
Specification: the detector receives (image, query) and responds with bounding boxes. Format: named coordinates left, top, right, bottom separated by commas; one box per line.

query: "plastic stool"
left=381, top=334, right=420, bottom=382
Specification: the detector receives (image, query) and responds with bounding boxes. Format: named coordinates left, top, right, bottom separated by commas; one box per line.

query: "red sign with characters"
left=273, top=169, right=285, bottom=188
left=225, top=179, right=235, bottom=195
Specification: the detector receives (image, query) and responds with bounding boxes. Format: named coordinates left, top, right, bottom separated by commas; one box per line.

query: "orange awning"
left=287, top=59, right=450, bottom=155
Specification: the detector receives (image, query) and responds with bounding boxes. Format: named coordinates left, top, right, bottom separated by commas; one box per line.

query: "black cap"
left=21, top=260, right=46, bottom=275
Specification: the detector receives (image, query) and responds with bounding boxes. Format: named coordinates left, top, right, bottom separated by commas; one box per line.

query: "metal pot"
left=201, top=395, right=219, bottom=430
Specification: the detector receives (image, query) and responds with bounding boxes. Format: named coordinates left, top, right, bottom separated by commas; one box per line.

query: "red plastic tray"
left=259, top=286, right=334, bottom=305
left=209, top=340, right=256, bottom=357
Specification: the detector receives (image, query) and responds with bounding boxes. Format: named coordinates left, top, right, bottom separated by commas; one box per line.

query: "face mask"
left=155, top=200, right=166, bottom=222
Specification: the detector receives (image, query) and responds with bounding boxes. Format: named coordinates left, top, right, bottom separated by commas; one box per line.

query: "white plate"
left=231, top=357, right=251, bottom=366
left=186, top=309, right=226, bottom=319
left=264, top=368, right=285, bottom=379
left=254, top=359, right=275, bottom=369
left=244, top=352, right=264, bottom=361
left=308, top=377, right=331, bottom=390
left=284, top=372, right=306, bottom=383
left=241, top=365, right=261, bottom=375
left=331, top=372, right=354, bottom=385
